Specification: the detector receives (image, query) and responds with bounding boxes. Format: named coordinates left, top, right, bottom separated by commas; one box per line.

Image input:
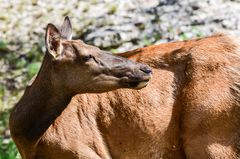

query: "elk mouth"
left=119, top=75, right=151, bottom=89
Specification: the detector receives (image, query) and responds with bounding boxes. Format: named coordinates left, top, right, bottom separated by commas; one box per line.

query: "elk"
left=10, top=17, right=240, bottom=159
left=9, top=17, right=151, bottom=159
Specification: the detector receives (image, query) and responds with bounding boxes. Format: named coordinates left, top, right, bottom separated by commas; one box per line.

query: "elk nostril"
left=140, top=66, right=152, bottom=74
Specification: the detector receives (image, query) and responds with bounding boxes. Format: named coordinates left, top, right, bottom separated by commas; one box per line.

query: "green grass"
left=0, top=136, right=19, bottom=159
left=0, top=110, right=20, bottom=159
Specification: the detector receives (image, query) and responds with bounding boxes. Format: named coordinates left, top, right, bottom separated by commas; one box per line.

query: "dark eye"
left=82, top=55, right=92, bottom=61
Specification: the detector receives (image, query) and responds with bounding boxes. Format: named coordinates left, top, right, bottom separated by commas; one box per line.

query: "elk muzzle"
left=100, top=53, right=152, bottom=89
left=118, top=63, right=152, bottom=89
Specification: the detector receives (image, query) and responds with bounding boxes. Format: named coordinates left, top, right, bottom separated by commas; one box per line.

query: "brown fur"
left=10, top=18, right=240, bottom=159
left=41, top=34, right=240, bottom=159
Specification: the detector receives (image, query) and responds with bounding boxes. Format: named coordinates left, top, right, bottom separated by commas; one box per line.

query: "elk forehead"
left=59, top=40, right=100, bottom=59
left=71, top=40, right=100, bottom=56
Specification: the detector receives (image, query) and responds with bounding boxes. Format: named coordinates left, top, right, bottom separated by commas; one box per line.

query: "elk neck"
left=10, top=53, right=74, bottom=142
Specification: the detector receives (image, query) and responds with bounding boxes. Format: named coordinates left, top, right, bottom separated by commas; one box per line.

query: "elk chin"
left=126, top=80, right=150, bottom=89
left=133, top=80, right=150, bottom=89
left=119, top=75, right=151, bottom=89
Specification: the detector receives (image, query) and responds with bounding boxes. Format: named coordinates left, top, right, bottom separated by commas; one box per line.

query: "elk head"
left=44, top=17, right=152, bottom=94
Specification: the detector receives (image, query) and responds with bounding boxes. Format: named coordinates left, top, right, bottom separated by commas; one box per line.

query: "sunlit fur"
left=10, top=33, right=240, bottom=158
left=42, top=34, right=240, bottom=158
left=9, top=21, right=151, bottom=159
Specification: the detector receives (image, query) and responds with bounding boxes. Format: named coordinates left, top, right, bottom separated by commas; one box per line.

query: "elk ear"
left=45, top=23, right=62, bottom=58
left=60, top=16, right=72, bottom=40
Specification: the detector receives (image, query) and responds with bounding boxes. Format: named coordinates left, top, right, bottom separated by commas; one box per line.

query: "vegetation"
left=0, top=40, right=43, bottom=158
left=0, top=110, right=19, bottom=159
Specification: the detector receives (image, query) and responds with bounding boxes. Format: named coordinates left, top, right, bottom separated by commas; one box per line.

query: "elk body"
left=10, top=17, right=240, bottom=159
left=9, top=17, right=151, bottom=159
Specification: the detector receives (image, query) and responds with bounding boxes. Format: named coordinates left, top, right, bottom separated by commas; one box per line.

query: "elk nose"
left=140, top=65, right=152, bottom=74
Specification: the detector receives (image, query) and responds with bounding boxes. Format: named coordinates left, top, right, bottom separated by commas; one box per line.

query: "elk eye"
left=82, top=55, right=92, bottom=61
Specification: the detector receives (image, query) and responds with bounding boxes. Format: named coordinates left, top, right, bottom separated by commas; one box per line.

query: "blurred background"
left=0, top=0, right=240, bottom=158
